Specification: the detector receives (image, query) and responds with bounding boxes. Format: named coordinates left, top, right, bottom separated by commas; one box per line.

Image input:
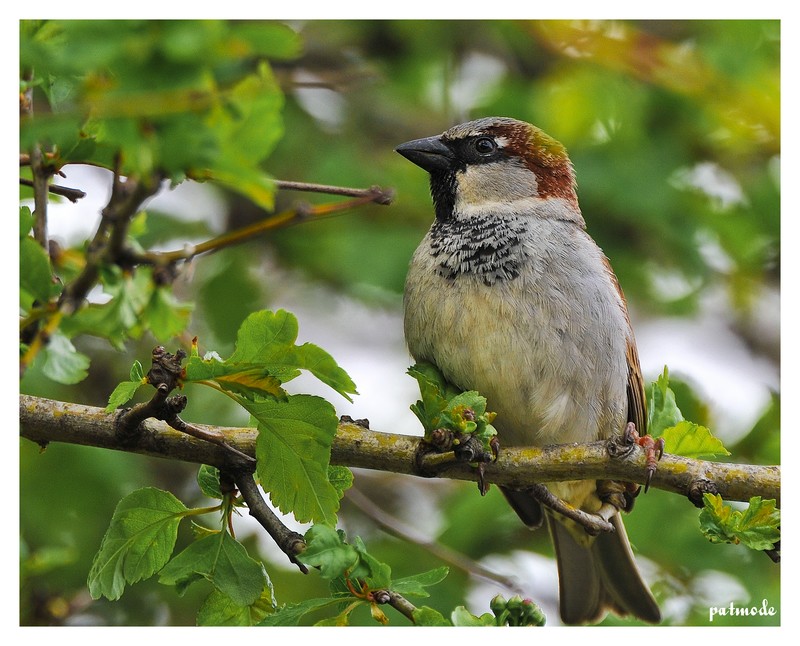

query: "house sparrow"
left=397, top=116, right=660, bottom=625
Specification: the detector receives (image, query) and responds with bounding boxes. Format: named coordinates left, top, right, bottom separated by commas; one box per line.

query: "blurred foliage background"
left=19, top=19, right=779, bottom=626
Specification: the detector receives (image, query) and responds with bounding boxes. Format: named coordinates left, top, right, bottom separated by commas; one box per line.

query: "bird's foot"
left=622, top=422, right=665, bottom=492
left=415, top=431, right=499, bottom=495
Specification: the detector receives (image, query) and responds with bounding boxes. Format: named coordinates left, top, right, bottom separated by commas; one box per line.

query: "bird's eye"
left=474, top=137, right=496, bottom=155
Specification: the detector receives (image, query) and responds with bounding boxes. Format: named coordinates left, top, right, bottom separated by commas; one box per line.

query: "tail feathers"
left=501, top=486, right=543, bottom=528
left=547, top=512, right=661, bottom=625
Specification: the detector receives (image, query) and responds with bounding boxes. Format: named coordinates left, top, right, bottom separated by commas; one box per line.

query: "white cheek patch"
left=454, top=161, right=539, bottom=209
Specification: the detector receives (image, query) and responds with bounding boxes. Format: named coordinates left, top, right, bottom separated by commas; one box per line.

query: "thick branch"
left=19, top=395, right=780, bottom=506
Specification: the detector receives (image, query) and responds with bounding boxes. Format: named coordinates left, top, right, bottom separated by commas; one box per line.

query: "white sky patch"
left=669, top=161, right=748, bottom=211
left=292, top=69, right=346, bottom=132
left=425, top=52, right=507, bottom=116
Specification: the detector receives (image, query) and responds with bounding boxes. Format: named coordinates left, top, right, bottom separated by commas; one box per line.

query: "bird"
left=396, top=116, right=661, bottom=625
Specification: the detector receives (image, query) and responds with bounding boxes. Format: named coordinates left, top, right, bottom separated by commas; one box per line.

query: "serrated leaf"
left=88, top=488, right=188, bottom=600
left=298, top=525, right=359, bottom=580
left=196, top=575, right=276, bottom=626
left=328, top=466, right=354, bottom=500
left=228, top=309, right=357, bottom=401
left=660, top=420, right=730, bottom=458
left=250, top=394, right=340, bottom=524
left=391, top=566, right=449, bottom=597
left=699, top=494, right=780, bottom=551
left=185, top=355, right=286, bottom=400
left=197, top=465, right=223, bottom=499
left=42, top=333, right=90, bottom=385
left=737, top=497, right=781, bottom=550
left=158, top=531, right=265, bottom=607
left=105, top=380, right=145, bottom=412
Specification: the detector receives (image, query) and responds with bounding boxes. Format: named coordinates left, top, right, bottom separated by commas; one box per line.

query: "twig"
left=59, top=163, right=161, bottom=316
left=115, top=346, right=256, bottom=470
left=20, top=164, right=161, bottom=377
left=344, top=486, right=525, bottom=594
left=20, top=177, right=87, bottom=203
left=274, top=180, right=395, bottom=205
left=524, top=483, right=614, bottom=535
left=29, top=146, right=50, bottom=249
left=133, top=184, right=394, bottom=266
left=371, top=589, right=418, bottom=623
left=234, top=473, right=308, bottom=573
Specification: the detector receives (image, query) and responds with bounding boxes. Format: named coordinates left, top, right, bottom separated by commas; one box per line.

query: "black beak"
left=395, top=135, right=454, bottom=173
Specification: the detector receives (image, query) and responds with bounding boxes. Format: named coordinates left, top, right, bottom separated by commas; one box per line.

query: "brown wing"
left=625, top=335, right=647, bottom=434
left=601, top=256, right=646, bottom=434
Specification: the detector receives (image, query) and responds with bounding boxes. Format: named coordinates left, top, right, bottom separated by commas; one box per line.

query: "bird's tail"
left=546, top=510, right=661, bottom=625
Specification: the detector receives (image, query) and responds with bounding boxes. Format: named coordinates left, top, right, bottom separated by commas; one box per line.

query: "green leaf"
left=129, top=360, right=144, bottom=382
left=20, top=206, right=34, bottom=238
left=257, top=597, right=344, bottom=626
left=251, top=394, right=341, bottom=524
left=196, top=578, right=276, bottom=626
left=105, top=380, right=145, bottom=412
left=142, top=287, right=193, bottom=342
left=42, top=333, right=90, bottom=385
left=185, top=355, right=286, bottom=400
left=158, top=531, right=265, bottom=607
left=660, top=420, right=730, bottom=458
left=228, top=309, right=357, bottom=401
left=647, top=366, right=684, bottom=435
left=391, top=566, right=449, bottom=597
left=20, top=235, right=56, bottom=304
left=106, top=360, right=148, bottom=411
left=213, top=62, right=284, bottom=166
left=197, top=465, right=223, bottom=499
left=451, top=606, right=496, bottom=626
left=407, top=362, right=497, bottom=455
left=232, top=21, right=302, bottom=60
left=352, top=536, right=392, bottom=588
left=328, top=466, right=354, bottom=500
left=88, top=488, right=188, bottom=600
left=61, top=267, right=155, bottom=349
left=412, top=606, right=452, bottom=626
left=298, top=525, right=359, bottom=580
left=407, top=362, right=450, bottom=432
left=699, top=494, right=780, bottom=551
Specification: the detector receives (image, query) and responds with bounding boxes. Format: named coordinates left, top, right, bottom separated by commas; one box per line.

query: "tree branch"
left=129, top=183, right=394, bottom=266
left=234, top=473, right=308, bottom=573
left=20, top=177, right=87, bottom=203
left=19, top=395, right=780, bottom=506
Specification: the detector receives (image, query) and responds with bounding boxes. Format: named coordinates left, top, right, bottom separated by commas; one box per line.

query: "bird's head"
left=396, top=117, right=580, bottom=223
